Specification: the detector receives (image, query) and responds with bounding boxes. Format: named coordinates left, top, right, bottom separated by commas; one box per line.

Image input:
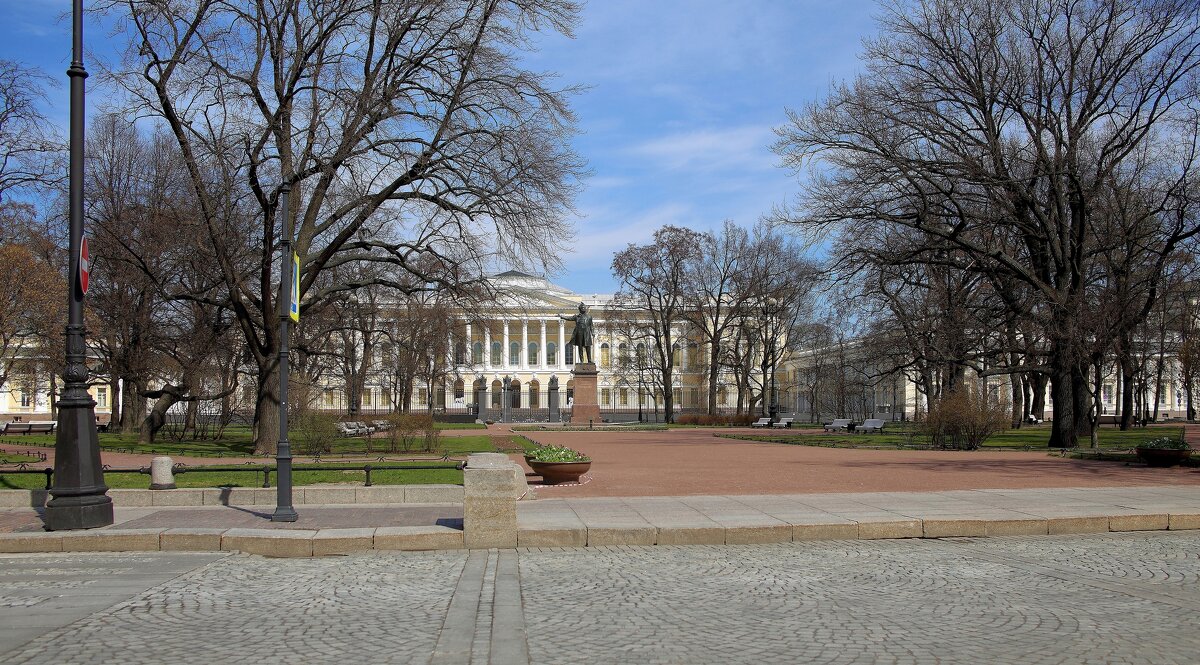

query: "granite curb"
left=0, top=485, right=464, bottom=508
left=2, top=509, right=1197, bottom=557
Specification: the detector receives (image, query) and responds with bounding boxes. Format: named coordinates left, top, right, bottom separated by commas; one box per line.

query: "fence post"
left=548, top=376, right=560, bottom=423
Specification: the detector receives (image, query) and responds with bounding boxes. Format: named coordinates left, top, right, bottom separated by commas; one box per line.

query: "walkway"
left=3, top=531, right=1199, bottom=663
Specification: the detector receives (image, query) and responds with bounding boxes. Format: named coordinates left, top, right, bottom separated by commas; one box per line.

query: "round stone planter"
left=528, top=460, right=591, bottom=485
left=1135, top=447, right=1192, bottom=468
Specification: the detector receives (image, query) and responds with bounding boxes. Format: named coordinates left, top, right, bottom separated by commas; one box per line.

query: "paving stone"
left=1047, top=516, right=1110, bottom=535
left=374, top=525, right=464, bottom=550
left=221, top=528, right=315, bottom=557
left=1168, top=513, right=1200, bottom=530
left=856, top=519, right=923, bottom=539
left=922, top=518, right=988, bottom=538
left=1108, top=513, right=1169, bottom=532
left=586, top=526, right=657, bottom=546
left=984, top=519, right=1049, bottom=537
left=159, top=528, right=225, bottom=551
left=791, top=522, right=859, bottom=541
left=655, top=526, right=726, bottom=545
left=60, top=529, right=163, bottom=552
left=312, top=528, right=376, bottom=555
left=518, top=527, right=588, bottom=547
left=725, top=524, right=792, bottom=544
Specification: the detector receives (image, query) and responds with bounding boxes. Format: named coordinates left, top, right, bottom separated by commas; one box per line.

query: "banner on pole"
left=289, top=252, right=300, bottom=322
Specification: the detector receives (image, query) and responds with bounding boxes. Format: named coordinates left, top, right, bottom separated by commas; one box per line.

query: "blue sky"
left=0, top=0, right=878, bottom=294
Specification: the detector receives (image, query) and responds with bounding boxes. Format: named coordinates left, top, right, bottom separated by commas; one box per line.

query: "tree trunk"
left=1120, top=351, right=1135, bottom=430
left=1047, top=350, right=1079, bottom=448
left=139, top=385, right=186, bottom=444
left=254, top=359, right=280, bottom=455
left=120, top=377, right=146, bottom=435
left=1010, top=373, right=1024, bottom=429
left=1030, top=372, right=1047, bottom=420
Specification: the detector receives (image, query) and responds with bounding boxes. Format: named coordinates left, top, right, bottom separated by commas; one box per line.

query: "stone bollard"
left=149, top=456, right=176, bottom=490
left=463, top=453, right=525, bottom=548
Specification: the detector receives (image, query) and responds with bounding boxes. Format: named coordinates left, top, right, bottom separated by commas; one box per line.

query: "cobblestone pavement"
left=3, top=532, right=1200, bottom=664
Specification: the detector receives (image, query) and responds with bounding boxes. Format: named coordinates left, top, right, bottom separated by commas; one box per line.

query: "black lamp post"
left=44, top=0, right=113, bottom=531
left=272, top=184, right=298, bottom=522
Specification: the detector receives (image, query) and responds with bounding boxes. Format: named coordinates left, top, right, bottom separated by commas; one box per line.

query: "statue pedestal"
left=570, top=363, right=600, bottom=425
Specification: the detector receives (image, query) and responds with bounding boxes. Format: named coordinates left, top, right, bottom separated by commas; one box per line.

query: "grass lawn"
left=728, top=424, right=1186, bottom=450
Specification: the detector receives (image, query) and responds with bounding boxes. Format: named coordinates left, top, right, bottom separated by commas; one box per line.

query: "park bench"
left=336, top=422, right=367, bottom=437
left=857, top=418, right=885, bottom=433
left=823, top=419, right=852, bottom=432
left=750, top=417, right=772, bottom=428
left=771, top=417, right=794, bottom=428
left=1, top=422, right=31, bottom=435
left=27, top=422, right=55, bottom=434
left=371, top=420, right=391, bottom=431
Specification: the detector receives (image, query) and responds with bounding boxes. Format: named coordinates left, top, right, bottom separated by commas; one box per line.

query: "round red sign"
left=79, top=236, right=90, bottom=295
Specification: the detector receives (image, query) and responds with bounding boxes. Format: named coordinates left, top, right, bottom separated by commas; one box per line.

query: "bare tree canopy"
left=104, top=0, right=586, bottom=451
left=776, top=0, right=1200, bottom=448
left=0, top=60, right=62, bottom=201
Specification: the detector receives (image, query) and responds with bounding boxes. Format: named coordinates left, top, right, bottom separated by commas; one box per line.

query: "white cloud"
left=626, top=125, right=777, bottom=173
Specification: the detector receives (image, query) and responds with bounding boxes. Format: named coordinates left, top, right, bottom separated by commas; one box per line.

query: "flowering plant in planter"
left=1137, top=436, right=1190, bottom=450
left=1135, top=435, right=1192, bottom=467
left=526, top=444, right=590, bottom=463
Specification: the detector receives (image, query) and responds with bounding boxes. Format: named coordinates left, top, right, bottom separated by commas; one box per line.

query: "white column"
left=502, top=319, right=510, bottom=368
left=681, top=342, right=688, bottom=372
left=521, top=319, right=529, bottom=369
left=558, top=319, right=566, bottom=370
left=539, top=319, right=547, bottom=368
left=484, top=325, right=492, bottom=369
left=465, top=323, right=473, bottom=364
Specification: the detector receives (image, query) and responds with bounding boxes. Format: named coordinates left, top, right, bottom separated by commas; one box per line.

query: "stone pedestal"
left=570, top=362, right=601, bottom=425
left=150, top=456, right=176, bottom=490
left=463, top=453, right=526, bottom=549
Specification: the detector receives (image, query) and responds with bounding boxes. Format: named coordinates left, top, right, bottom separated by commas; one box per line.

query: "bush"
left=924, top=388, right=1009, bottom=450
left=675, top=413, right=758, bottom=426
left=383, top=412, right=442, bottom=454
left=527, top=444, right=590, bottom=463
left=292, top=411, right=339, bottom=456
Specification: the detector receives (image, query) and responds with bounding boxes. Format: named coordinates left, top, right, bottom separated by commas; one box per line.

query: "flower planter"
left=528, top=460, right=591, bottom=485
left=1135, top=447, right=1192, bottom=468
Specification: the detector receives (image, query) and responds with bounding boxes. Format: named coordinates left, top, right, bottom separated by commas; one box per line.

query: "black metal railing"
left=0, top=460, right=466, bottom=490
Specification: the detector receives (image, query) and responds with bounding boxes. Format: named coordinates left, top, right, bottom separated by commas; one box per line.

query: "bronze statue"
left=559, top=302, right=594, bottom=364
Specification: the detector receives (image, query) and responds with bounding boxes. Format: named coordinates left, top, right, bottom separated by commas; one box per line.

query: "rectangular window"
left=20, top=392, right=31, bottom=408
left=619, top=388, right=629, bottom=406
left=601, top=389, right=611, bottom=406
left=418, top=388, right=428, bottom=406
left=566, top=345, right=574, bottom=365
left=325, top=392, right=335, bottom=407
left=96, top=387, right=108, bottom=409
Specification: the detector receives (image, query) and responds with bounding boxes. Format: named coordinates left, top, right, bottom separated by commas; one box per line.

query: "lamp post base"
left=271, top=507, right=299, bottom=522
left=44, top=496, right=113, bottom=531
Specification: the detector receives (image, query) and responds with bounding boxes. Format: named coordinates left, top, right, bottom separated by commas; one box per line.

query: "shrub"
left=924, top=388, right=1009, bottom=450
left=383, top=412, right=442, bottom=454
left=676, top=413, right=759, bottom=426
left=292, top=411, right=339, bottom=456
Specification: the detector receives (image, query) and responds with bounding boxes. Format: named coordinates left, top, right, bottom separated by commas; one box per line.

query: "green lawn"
left=728, top=424, right=1186, bottom=450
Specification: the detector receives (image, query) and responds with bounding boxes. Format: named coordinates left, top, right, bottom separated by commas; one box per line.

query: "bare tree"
left=0, top=60, right=62, bottom=202
left=611, top=226, right=702, bottom=423
left=776, top=0, right=1200, bottom=447
left=107, top=0, right=585, bottom=452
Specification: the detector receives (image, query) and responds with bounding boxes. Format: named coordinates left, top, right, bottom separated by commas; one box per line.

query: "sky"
left=0, top=0, right=879, bottom=295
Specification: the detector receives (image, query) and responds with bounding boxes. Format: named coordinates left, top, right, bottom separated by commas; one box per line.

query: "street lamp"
left=45, top=0, right=113, bottom=530
left=347, top=293, right=360, bottom=417
left=272, top=184, right=298, bottom=523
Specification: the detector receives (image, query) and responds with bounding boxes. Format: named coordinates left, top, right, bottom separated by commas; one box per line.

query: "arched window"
left=672, top=343, right=682, bottom=367
left=509, top=379, right=521, bottom=408
left=528, top=380, right=540, bottom=408
left=528, top=342, right=539, bottom=366
left=618, top=343, right=629, bottom=367
left=687, top=342, right=699, bottom=370
left=600, top=343, right=611, bottom=366
left=491, top=380, right=502, bottom=407
left=472, top=342, right=483, bottom=365
left=490, top=342, right=501, bottom=366
left=454, top=342, right=466, bottom=365
left=636, top=343, right=646, bottom=362
left=454, top=379, right=465, bottom=400
left=547, top=341, right=557, bottom=365
left=509, top=341, right=520, bottom=366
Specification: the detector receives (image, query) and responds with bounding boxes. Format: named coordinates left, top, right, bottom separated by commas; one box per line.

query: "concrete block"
left=61, top=528, right=163, bottom=552
left=984, top=519, right=1048, bottom=537
left=222, top=529, right=315, bottom=557
left=857, top=520, right=923, bottom=539
left=1047, top=516, right=1109, bottom=535
left=0, top=490, right=40, bottom=508
left=0, top=532, right=62, bottom=553
left=792, top=523, right=859, bottom=541
left=374, top=526, right=464, bottom=551
left=726, top=524, right=792, bottom=545
left=586, top=527, right=657, bottom=546
left=202, top=487, right=261, bottom=507
left=655, top=526, right=725, bottom=546
left=1168, top=513, right=1200, bottom=530
left=150, top=456, right=176, bottom=489
left=151, top=489, right=206, bottom=506
left=301, top=487, right=358, bottom=505
left=160, top=528, right=225, bottom=551
left=405, top=485, right=465, bottom=504
left=1108, top=513, right=1169, bottom=532
left=355, top=486, right=407, bottom=504
left=463, top=496, right=517, bottom=549
left=108, top=489, right=154, bottom=507
left=518, top=527, right=587, bottom=547
left=312, top=528, right=376, bottom=555
left=922, top=519, right=987, bottom=538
